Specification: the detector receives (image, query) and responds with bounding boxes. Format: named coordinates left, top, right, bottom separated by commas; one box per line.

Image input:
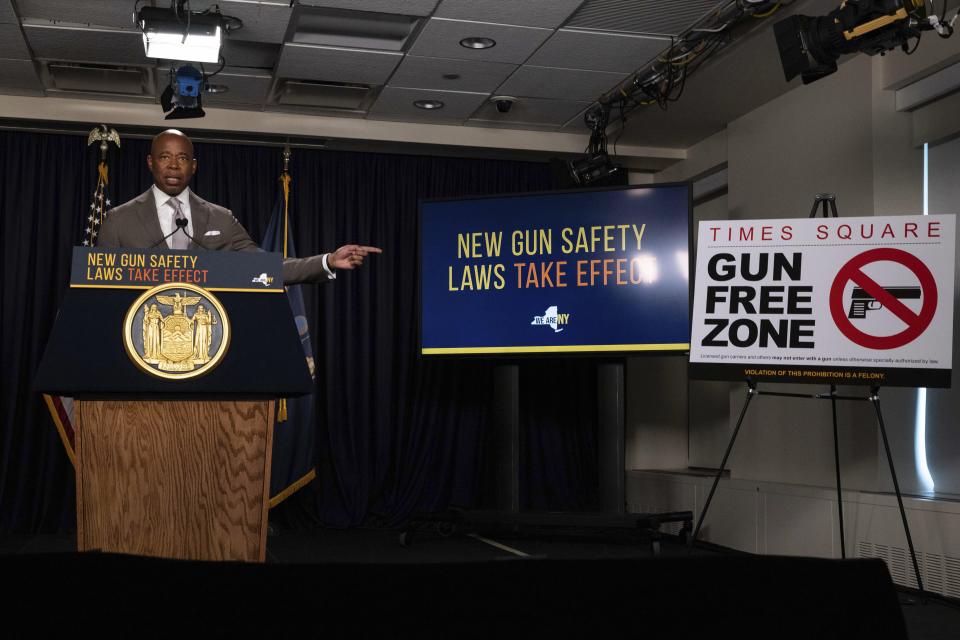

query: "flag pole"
left=278, top=143, right=292, bottom=422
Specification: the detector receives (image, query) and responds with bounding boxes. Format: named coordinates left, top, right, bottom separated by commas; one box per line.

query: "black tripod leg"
left=692, top=382, right=756, bottom=547
left=870, top=387, right=925, bottom=598
left=831, top=384, right=846, bottom=558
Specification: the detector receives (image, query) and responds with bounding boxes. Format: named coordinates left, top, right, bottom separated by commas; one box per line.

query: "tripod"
left=690, top=383, right=925, bottom=599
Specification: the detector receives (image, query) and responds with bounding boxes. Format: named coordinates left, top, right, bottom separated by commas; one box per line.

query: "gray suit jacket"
left=97, top=188, right=333, bottom=285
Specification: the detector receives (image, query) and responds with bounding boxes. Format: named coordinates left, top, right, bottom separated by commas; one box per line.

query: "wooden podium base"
left=75, top=399, right=275, bottom=562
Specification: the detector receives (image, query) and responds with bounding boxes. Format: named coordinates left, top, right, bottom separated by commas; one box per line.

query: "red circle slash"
left=829, top=248, right=937, bottom=350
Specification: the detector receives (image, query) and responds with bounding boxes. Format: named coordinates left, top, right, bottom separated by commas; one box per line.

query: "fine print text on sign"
left=688, top=215, right=955, bottom=388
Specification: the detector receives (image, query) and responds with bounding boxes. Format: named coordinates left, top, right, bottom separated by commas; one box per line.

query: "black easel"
left=809, top=192, right=839, bottom=219
left=690, top=194, right=925, bottom=599
left=810, top=193, right=846, bottom=559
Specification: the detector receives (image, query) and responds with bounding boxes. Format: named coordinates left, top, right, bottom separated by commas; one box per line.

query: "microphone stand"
left=148, top=218, right=210, bottom=250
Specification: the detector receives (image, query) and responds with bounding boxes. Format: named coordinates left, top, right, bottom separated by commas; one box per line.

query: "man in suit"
left=98, top=129, right=380, bottom=284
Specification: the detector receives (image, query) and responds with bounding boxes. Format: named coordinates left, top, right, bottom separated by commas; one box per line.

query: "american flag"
left=43, top=395, right=76, bottom=467
left=81, top=161, right=112, bottom=247
left=43, top=160, right=116, bottom=466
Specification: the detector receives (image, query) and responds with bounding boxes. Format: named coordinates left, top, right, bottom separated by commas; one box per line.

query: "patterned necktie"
left=167, top=197, right=190, bottom=250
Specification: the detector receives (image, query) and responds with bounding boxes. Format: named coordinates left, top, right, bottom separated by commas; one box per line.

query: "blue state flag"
left=262, top=173, right=318, bottom=505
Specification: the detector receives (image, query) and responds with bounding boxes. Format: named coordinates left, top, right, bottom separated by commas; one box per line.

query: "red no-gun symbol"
left=829, top=248, right=937, bottom=350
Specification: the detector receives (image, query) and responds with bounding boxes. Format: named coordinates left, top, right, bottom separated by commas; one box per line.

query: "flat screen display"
left=419, top=184, right=691, bottom=355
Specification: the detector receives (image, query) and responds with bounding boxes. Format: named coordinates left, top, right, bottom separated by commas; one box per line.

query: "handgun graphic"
left=848, top=286, right=921, bottom=319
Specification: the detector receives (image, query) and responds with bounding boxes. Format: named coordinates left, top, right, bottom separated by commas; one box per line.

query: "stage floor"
left=2, top=528, right=958, bottom=639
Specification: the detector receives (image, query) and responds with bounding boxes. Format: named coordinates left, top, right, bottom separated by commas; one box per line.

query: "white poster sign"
left=689, top=215, right=955, bottom=387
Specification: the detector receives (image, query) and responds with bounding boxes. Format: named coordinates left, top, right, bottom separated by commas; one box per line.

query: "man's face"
left=147, top=134, right=197, bottom=196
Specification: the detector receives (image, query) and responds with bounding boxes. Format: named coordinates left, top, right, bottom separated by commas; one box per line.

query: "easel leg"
left=870, top=387, right=925, bottom=599
left=692, top=382, right=756, bottom=546
left=830, top=384, right=846, bottom=558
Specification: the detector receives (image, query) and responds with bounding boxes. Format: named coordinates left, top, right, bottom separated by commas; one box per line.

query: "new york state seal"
left=123, top=282, right=230, bottom=380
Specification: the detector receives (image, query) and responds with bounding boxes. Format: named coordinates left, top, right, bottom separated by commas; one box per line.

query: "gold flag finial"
left=87, top=124, right=121, bottom=162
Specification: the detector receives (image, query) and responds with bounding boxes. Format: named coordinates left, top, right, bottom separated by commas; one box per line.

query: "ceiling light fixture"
left=414, top=99, right=444, bottom=110
left=459, top=37, right=496, bottom=49
left=138, top=1, right=242, bottom=64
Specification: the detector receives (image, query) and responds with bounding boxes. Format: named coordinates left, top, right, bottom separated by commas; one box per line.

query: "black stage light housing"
left=773, top=0, right=929, bottom=85
left=568, top=152, right=618, bottom=186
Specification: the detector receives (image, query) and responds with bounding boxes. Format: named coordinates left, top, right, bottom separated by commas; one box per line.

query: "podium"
left=36, top=248, right=311, bottom=562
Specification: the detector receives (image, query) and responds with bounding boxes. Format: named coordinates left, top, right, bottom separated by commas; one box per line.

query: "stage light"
left=138, top=5, right=223, bottom=63
left=160, top=65, right=206, bottom=120
left=567, top=152, right=618, bottom=186
left=568, top=106, right=620, bottom=186
left=773, top=0, right=954, bottom=85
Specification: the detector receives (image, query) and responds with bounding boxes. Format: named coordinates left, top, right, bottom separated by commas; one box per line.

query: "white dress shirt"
left=152, top=184, right=194, bottom=249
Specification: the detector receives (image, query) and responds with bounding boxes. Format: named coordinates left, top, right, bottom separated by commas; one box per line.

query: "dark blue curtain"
left=0, top=129, right=609, bottom=532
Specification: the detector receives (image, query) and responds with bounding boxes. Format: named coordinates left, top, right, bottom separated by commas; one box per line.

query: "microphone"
left=148, top=217, right=210, bottom=250
left=174, top=218, right=212, bottom=250
left=149, top=218, right=188, bottom=249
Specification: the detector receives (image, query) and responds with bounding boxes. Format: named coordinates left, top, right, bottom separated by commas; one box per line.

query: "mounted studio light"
left=161, top=65, right=206, bottom=120
left=773, top=0, right=955, bottom=85
left=568, top=106, right=620, bottom=186
left=137, top=2, right=243, bottom=64
left=568, top=152, right=618, bottom=186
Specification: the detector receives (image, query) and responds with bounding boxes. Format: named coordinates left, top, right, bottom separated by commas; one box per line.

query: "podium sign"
left=689, top=215, right=955, bottom=388
left=37, top=248, right=310, bottom=395
left=70, top=246, right=284, bottom=291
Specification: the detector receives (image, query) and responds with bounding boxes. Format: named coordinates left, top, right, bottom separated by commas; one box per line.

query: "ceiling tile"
left=220, top=40, right=281, bottom=69
left=275, top=79, right=376, bottom=110
left=202, top=101, right=265, bottom=112
left=0, top=59, right=43, bottom=91
left=409, top=18, right=552, bottom=64
left=290, top=5, right=420, bottom=51
left=567, top=0, right=727, bottom=37
left=0, top=0, right=17, bottom=23
left=23, top=23, right=149, bottom=65
left=266, top=104, right=367, bottom=118
left=46, top=62, right=154, bottom=95
left=0, top=23, right=30, bottom=59
left=45, top=91, right=156, bottom=104
left=220, top=1, right=292, bottom=44
left=497, top=65, right=625, bottom=102
left=277, top=43, right=402, bottom=84
left=389, top=56, right=516, bottom=94
left=526, top=28, right=667, bottom=73
left=296, top=0, right=440, bottom=17
left=15, top=0, right=138, bottom=28
left=205, top=76, right=272, bottom=106
left=369, top=86, right=486, bottom=121
left=434, top=0, right=585, bottom=29
left=470, top=96, right=591, bottom=126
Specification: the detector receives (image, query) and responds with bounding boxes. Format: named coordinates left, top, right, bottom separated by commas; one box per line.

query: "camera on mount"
left=773, top=0, right=939, bottom=85
left=491, top=96, right=517, bottom=113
